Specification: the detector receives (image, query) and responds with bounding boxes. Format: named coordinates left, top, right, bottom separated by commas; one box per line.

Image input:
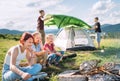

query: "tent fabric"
left=45, top=14, right=95, bottom=51
left=54, top=28, right=96, bottom=51
left=45, top=15, right=91, bottom=29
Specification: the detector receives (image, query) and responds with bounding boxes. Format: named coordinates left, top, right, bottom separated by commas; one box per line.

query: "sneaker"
left=42, top=65, right=47, bottom=69
left=54, top=62, right=59, bottom=66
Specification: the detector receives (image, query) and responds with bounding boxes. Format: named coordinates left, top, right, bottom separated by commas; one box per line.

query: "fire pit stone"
left=58, top=60, right=120, bottom=81
left=58, top=70, right=88, bottom=81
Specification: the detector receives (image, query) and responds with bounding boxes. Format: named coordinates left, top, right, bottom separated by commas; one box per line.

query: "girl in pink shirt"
left=44, top=34, right=64, bottom=66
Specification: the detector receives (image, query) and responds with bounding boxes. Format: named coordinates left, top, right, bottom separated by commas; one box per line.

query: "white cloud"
left=27, top=0, right=63, bottom=9
left=107, top=11, right=120, bottom=24
left=91, top=0, right=115, bottom=15
left=87, top=0, right=120, bottom=25
left=47, top=5, right=73, bottom=14
left=101, top=17, right=120, bottom=24
left=110, top=11, right=120, bottom=18
left=0, top=0, right=73, bottom=31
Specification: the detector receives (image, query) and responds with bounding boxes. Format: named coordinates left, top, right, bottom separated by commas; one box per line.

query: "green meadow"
left=0, top=37, right=120, bottom=81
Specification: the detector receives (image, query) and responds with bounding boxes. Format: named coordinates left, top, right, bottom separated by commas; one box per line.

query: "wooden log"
left=62, top=53, right=77, bottom=60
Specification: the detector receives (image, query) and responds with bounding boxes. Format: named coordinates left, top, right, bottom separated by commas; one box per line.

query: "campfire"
left=58, top=60, right=120, bottom=81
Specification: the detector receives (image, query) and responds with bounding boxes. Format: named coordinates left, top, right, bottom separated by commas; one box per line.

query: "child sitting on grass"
left=44, top=34, right=64, bottom=66
left=32, top=32, right=48, bottom=69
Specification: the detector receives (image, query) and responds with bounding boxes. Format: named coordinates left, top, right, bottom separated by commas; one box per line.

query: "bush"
left=0, top=34, right=21, bottom=41
left=0, top=34, right=5, bottom=39
left=106, top=32, right=120, bottom=39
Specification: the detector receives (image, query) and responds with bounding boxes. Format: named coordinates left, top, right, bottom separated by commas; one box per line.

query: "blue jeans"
left=2, top=63, right=42, bottom=81
left=47, top=51, right=64, bottom=64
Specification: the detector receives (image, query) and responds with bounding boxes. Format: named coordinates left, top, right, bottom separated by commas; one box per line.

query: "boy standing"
left=91, top=17, right=101, bottom=48
left=37, top=10, right=51, bottom=44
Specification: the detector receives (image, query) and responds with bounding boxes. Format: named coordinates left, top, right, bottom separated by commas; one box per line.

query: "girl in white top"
left=2, top=32, right=42, bottom=81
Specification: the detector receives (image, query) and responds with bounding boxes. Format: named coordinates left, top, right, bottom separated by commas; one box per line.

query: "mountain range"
left=0, top=29, right=59, bottom=35
left=101, top=23, right=120, bottom=32
left=0, top=23, right=120, bottom=34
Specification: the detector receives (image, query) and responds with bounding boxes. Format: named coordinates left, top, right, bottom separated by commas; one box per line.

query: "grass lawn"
left=0, top=38, right=120, bottom=81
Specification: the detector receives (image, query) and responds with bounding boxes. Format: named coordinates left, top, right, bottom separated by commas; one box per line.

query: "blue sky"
left=0, top=0, right=120, bottom=31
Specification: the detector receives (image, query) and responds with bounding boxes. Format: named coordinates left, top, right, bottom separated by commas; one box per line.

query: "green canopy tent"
left=45, top=14, right=91, bottom=29
left=45, top=15, right=96, bottom=51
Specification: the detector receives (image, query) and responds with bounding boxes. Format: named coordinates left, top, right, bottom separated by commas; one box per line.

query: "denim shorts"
left=47, top=51, right=64, bottom=63
left=96, top=32, right=101, bottom=43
